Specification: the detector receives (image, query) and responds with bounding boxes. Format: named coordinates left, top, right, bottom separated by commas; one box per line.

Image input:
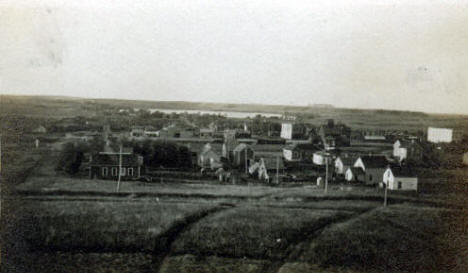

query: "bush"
left=56, top=143, right=85, bottom=175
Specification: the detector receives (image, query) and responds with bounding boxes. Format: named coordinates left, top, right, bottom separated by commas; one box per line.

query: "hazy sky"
left=1, top=0, right=468, bottom=114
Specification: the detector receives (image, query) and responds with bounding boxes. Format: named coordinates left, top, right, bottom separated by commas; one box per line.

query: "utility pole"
left=276, top=155, right=279, bottom=184
left=116, top=144, right=123, bottom=192
left=324, top=156, right=328, bottom=194
left=245, top=150, right=248, bottom=174
left=0, top=134, right=2, bottom=175
left=384, top=181, right=388, bottom=207
left=0, top=134, right=2, bottom=216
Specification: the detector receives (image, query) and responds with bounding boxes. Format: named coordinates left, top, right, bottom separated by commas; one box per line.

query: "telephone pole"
left=384, top=181, right=388, bottom=207
left=324, top=156, right=328, bottom=194
left=245, top=150, right=248, bottom=174
left=0, top=134, right=2, bottom=175
left=116, top=144, right=123, bottom=192
left=276, top=155, right=279, bottom=184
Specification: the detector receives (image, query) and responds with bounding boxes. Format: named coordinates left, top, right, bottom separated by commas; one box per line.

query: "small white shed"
left=383, top=167, right=418, bottom=191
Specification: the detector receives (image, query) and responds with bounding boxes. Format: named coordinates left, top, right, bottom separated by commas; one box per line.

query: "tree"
left=57, top=142, right=85, bottom=175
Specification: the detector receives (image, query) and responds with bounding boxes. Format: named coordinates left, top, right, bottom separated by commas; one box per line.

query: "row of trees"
left=57, top=138, right=195, bottom=175
left=404, top=135, right=468, bottom=169
left=127, top=140, right=193, bottom=169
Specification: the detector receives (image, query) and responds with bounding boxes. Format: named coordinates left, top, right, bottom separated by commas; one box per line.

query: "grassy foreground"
left=17, top=200, right=217, bottom=252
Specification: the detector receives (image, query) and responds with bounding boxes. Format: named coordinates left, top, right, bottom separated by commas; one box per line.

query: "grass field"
left=298, top=205, right=466, bottom=272
left=17, top=200, right=218, bottom=252
left=172, top=206, right=354, bottom=260
left=5, top=192, right=466, bottom=273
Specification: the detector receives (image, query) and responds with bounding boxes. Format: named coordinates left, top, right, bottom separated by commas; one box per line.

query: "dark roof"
left=389, top=166, right=417, bottom=177
left=360, top=155, right=389, bottom=169
left=200, top=149, right=221, bottom=159
left=91, top=154, right=142, bottom=166
left=254, top=151, right=283, bottom=158
left=284, top=143, right=320, bottom=151
left=252, top=145, right=284, bottom=153
left=320, top=123, right=351, bottom=137
left=338, top=155, right=358, bottom=166
left=349, top=167, right=365, bottom=175
left=260, top=156, right=285, bottom=170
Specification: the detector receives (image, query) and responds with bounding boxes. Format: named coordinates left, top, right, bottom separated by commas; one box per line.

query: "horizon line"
left=1, top=93, right=467, bottom=117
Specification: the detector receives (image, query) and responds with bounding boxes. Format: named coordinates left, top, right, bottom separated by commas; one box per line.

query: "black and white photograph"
left=1, top=1, right=467, bottom=272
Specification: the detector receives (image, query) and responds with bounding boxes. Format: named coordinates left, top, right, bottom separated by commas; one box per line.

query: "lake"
left=147, top=109, right=282, bottom=119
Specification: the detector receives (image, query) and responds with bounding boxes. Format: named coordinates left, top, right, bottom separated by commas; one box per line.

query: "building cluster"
left=74, top=115, right=461, bottom=192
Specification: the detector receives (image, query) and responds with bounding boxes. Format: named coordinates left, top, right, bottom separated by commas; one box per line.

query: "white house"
left=313, top=151, right=327, bottom=165
left=335, top=155, right=358, bottom=175
left=198, top=143, right=223, bottom=170
left=393, top=140, right=407, bottom=160
left=427, top=127, right=453, bottom=143
left=345, top=167, right=365, bottom=182
left=393, top=139, right=424, bottom=162
left=383, top=167, right=418, bottom=191
left=281, top=123, right=293, bottom=139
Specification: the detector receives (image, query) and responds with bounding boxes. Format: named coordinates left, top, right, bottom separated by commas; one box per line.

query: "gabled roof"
left=200, top=149, right=221, bottom=159
left=359, top=155, right=389, bottom=169
left=233, top=143, right=252, bottom=152
left=388, top=166, right=417, bottom=177
left=348, top=167, right=365, bottom=176
left=337, top=155, right=358, bottom=166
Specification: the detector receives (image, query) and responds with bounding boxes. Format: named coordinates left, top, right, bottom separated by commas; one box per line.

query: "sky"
left=1, top=0, right=468, bottom=114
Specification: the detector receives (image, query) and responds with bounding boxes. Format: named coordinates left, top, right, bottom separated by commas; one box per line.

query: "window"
left=112, top=167, right=118, bottom=176
left=120, top=167, right=126, bottom=176
left=398, top=181, right=402, bottom=189
left=369, top=174, right=373, bottom=181
left=128, top=168, right=134, bottom=176
left=102, top=167, right=108, bottom=177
